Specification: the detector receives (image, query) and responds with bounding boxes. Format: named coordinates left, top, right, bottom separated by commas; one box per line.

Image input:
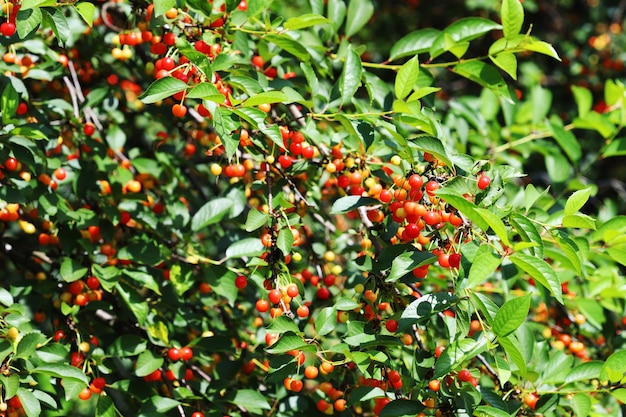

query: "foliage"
left=0, top=0, right=625, bottom=416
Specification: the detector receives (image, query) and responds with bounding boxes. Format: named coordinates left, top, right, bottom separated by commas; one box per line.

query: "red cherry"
left=268, top=289, right=282, bottom=304
left=1, top=22, right=16, bottom=37
left=477, top=173, right=491, bottom=190
left=180, top=346, right=193, bottom=361
left=458, top=369, right=473, bottom=382
left=235, top=275, right=247, bottom=289
left=385, top=319, right=398, bottom=333
left=256, top=299, right=270, bottom=313
left=168, top=347, right=181, bottom=361
left=4, top=157, right=18, bottom=171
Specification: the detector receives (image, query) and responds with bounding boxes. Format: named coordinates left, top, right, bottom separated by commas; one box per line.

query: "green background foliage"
left=0, top=0, right=625, bottom=416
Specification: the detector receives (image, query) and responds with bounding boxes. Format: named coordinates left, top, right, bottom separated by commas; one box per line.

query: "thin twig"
left=63, top=76, right=80, bottom=119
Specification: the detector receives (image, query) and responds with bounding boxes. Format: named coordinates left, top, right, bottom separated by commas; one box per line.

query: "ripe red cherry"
left=191, top=413, right=204, bottom=417
left=286, top=283, right=299, bottom=298
left=83, top=123, right=95, bottom=136
left=172, top=104, right=187, bottom=118
left=256, top=299, right=269, bottom=313
left=278, top=155, right=293, bottom=169
left=296, top=305, right=309, bottom=318
left=180, top=346, right=193, bottom=361
left=235, top=275, right=247, bottom=289
left=316, top=287, right=331, bottom=300
left=268, top=289, right=282, bottom=304
left=86, top=276, right=100, bottom=290
left=524, top=393, right=539, bottom=410
left=1, top=22, right=16, bottom=37
left=458, top=369, right=473, bottom=382
left=54, top=167, right=67, bottom=180
left=168, top=347, right=181, bottom=361
left=251, top=55, right=264, bottom=68
left=4, top=157, right=18, bottom=171
left=477, top=173, right=491, bottom=190
left=448, top=253, right=461, bottom=269
left=385, top=319, right=398, bottom=333
left=425, top=180, right=440, bottom=195
left=408, top=174, right=423, bottom=189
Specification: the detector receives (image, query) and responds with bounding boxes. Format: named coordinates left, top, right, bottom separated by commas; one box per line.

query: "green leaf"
left=433, top=338, right=486, bottom=378
left=565, top=361, right=603, bottom=384
left=474, top=208, right=511, bottom=246
left=379, top=399, right=425, bottom=417
left=571, top=85, right=592, bottom=118
left=116, top=283, right=149, bottom=326
left=387, top=250, right=436, bottom=282
left=17, top=387, right=41, bottom=417
left=153, top=0, right=177, bottom=17
left=60, top=257, right=88, bottom=282
left=186, top=82, right=223, bottom=101
left=74, top=2, right=95, bottom=26
left=20, top=0, right=54, bottom=10
left=31, top=364, right=89, bottom=384
left=400, top=292, right=458, bottom=329
left=225, top=237, right=265, bottom=259
left=603, top=137, right=626, bottom=157
left=135, top=350, right=164, bottom=377
left=395, top=55, right=419, bottom=100
left=474, top=406, right=515, bottom=417
left=497, top=335, right=527, bottom=377
left=264, top=34, right=310, bottom=61
left=436, top=188, right=488, bottom=230
left=390, top=28, right=441, bottom=61
left=409, top=136, right=453, bottom=167
left=109, top=335, right=147, bottom=357
left=339, top=48, right=362, bottom=106
left=330, top=196, right=379, bottom=214
left=465, top=250, right=502, bottom=289
left=16, top=332, right=46, bottom=359
left=564, top=188, right=592, bottom=216
left=520, top=37, right=561, bottom=60
left=1, top=82, right=19, bottom=125
left=0, top=288, right=13, bottom=306
left=509, top=253, right=563, bottom=303
left=276, top=227, right=294, bottom=256
left=490, top=52, right=517, bottom=80
left=284, top=13, right=331, bottom=30
left=562, top=214, right=596, bottom=229
left=611, top=388, right=626, bottom=404
left=265, top=332, right=316, bottom=354
left=501, top=0, right=524, bottom=39
left=243, top=91, right=289, bottom=107
left=42, top=8, right=70, bottom=46
left=226, top=389, right=271, bottom=411
left=601, top=350, right=626, bottom=384
left=0, top=374, right=19, bottom=400
left=245, top=209, right=269, bottom=232
left=549, top=116, right=581, bottom=162
left=493, top=294, right=531, bottom=337
left=139, top=77, right=189, bottom=104
left=453, top=61, right=514, bottom=103
left=267, top=316, right=300, bottom=334
left=17, top=8, right=43, bottom=38
left=571, top=393, right=592, bottom=417
left=96, top=395, right=116, bottom=417
left=191, top=198, right=234, bottom=231
left=430, top=18, right=502, bottom=60
left=315, top=306, right=337, bottom=337
left=345, top=0, right=374, bottom=38
left=510, top=213, right=544, bottom=258
left=232, top=107, right=284, bottom=151
left=106, top=124, right=126, bottom=151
